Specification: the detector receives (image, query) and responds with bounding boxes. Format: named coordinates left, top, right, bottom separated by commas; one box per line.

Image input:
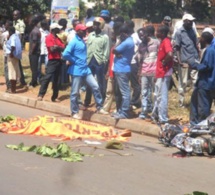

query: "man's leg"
left=130, top=63, right=141, bottom=108
left=85, top=74, right=103, bottom=110
left=114, top=72, right=131, bottom=118
left=139, top=76, right=152, bottom=118
left=94, top=63, right=106, bottom=100
left=151, top=78, right=161, bottom=121
left=70, top=76, right=82, bottom=115
left=190, top=87, right=199, bottom=126
left=84, top=63, right=95, bottom=106
left=178, top=65, right=189, bottom=107
left=158, top=76, right=171, bottom=123
left=19, top=60, right=27, bottom=86
left=4, top=56, right=10, bottom=91
left=197, top=88, right=212, bottom=123
left=29, top=54, right=40, bottom=87
left=38, top=60, right=57, bottom=98
left=103, top=77, right=114, bottom=112
left=52, top=60, right=62, bottom=101
left=114, top=73, right=122, bottom=113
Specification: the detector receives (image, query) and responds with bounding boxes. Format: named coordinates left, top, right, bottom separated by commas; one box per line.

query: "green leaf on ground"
left=6, top=143, right=84, bottom=162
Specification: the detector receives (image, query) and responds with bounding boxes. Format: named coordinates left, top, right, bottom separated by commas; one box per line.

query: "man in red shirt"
left=37, top=23, right=65, bottom=102
left=151, top=25, right=173, bottom=124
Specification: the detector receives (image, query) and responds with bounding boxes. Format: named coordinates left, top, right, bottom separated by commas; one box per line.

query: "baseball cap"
left=202, top=27, right=214, bottom=35
left=164, top=16, right=171, bottom=21
left=182, top=14, right=195, bottom=21
left=75, top=24, right=87, bottom=31
left=50, top=23, right=62, bottom=30
left=100, top=10, right=110, bottom=17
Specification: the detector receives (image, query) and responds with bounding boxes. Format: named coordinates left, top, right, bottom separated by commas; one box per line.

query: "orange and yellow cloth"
left=0, top=116, right=130, bottom=141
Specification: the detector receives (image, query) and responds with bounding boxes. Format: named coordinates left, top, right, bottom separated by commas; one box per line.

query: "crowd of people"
left=1, top=8, right=215, bottom=125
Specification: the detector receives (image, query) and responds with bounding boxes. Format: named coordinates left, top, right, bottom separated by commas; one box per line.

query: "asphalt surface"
left=0, top=101, right=214, bottom=195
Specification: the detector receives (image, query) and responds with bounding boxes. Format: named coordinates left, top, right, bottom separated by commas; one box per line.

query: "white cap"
left=50, top=23, right=63, bottom=30
left=202, top=27, right=214, bottom=35
left=182, top=14, right=195, bottom=21
left=86, top=21, right=93, bottom=28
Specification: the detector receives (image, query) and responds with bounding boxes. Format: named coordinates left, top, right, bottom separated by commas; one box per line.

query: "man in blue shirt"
left=113, top=24, right=134, bottom=119
left=6, top=26, right=22, bottom=93
left=62, top=24, right=108, bottom=120
left=188, top=32, right=215, bottom=125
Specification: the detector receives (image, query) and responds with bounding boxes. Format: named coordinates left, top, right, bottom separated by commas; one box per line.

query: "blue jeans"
left=84, top=57, right=107, bottom=105
left=152, top=76, right=171, bottom=122
left=71, top=74, right=103, bottom=114
left=190, top=87, right=212, bottom=125
left=114, top=72, right=131, bottom=118
left=139, top=76, right=154, bottom=118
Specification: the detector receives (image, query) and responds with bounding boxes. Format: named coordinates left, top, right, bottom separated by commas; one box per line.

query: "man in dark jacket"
left=188, top=32, right=215, bottom=125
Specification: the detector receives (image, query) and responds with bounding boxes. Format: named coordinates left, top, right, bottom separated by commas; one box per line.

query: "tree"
left=87, top=0, right=211, bottom=23
left=0, top=0, right=51, bottom=20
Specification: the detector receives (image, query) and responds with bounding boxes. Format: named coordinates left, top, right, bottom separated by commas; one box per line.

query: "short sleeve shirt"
left=113, top=37, right=134, bottom=73
left=6, top=33, right=22, bottom=59
left=29, top=26, right=41, bottom=55
left=156, top=37, right=173, bottom=78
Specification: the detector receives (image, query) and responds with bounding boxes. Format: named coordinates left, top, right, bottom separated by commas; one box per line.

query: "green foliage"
left=0, top=0, right=51, bottom=20
left=183, top=0, right=210, bottom=23
left=0, top=115, right=15, bottom=123
left=79, top=0, right=86, bottom=21
left=87, top=0, right=211, bottom=23
left=6, top=143, right=84, bottom=162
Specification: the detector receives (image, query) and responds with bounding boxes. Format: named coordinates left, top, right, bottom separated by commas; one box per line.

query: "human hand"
left=66, top=60, right=71, bottom=66
left=9, top=53, right=14, bottom=58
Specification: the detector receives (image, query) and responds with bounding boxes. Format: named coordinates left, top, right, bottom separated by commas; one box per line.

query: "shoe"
left=72, top=113, right=82, bottom=120
left=159, top=121, right=169, bottom=125
left=138, top=115, right=146, bottom=120
left=97, top=108, right=109, bottom=115
left=114, top=113, right=127, bottom=120
left=132, top=105, right=138, bottom=110
left=51, top=98, right=61, bottom=102
left=79, top=104, right=87, bottom=111
left=37, top=96, right=43, bottom=101
left=111, top=112, right=118, bottom=117
left=22, top=85, right=28, bottom=90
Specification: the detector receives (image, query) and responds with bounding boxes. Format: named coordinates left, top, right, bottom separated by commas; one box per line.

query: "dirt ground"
left=0, top=49, right=192, bottom=124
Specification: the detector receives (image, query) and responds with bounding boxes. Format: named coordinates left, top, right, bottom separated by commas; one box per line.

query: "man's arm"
left=62, top=41, right=75, bottom=63
left=162, top=51, right=173, bottom=66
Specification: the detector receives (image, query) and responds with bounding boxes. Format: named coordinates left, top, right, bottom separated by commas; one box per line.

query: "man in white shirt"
left=38, top=19, right=49, bottom=81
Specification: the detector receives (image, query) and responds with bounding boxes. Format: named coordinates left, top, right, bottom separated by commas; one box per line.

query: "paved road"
left=0, top=101, right=214, bottom=195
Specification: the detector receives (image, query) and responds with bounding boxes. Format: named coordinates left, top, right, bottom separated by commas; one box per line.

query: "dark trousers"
left=29, top=54, right=40, bottom=87
left=130, top=63, right=141, bottom=107
left=84, top=57, right=107, bottom=105
left=38, top=59, right=62, bottom=100
left=190, top=87, right=212, bottom=125
left=19, top=60, right=27, bottom=85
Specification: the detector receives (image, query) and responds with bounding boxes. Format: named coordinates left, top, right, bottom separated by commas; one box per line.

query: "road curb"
left=0, top=92, right=160, bottom=137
